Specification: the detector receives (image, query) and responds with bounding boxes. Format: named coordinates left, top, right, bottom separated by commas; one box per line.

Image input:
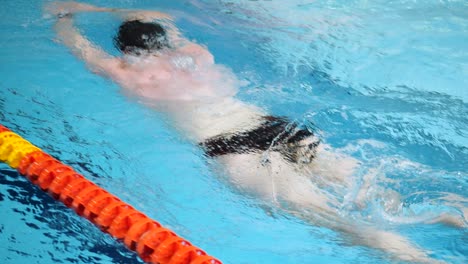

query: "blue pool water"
left=1, top=0, right=467, bottom=263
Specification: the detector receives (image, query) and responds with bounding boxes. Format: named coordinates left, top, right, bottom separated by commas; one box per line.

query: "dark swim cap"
left=114, top=20, right=169, bottom=53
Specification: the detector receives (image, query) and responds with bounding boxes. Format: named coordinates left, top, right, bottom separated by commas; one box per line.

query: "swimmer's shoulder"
left=91, top=56, right=130, bottom=80
left=177, top=43, right=214, bottom=66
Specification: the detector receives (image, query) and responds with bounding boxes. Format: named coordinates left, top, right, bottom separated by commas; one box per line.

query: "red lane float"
left=0, top=124, right=221, bottom=264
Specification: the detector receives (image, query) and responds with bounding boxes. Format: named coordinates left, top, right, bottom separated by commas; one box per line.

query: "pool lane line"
left=0, top=124, right=221, bottom=264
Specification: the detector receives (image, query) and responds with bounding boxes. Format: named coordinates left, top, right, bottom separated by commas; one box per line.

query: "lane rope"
left=0, top=124, right=221, bottom=264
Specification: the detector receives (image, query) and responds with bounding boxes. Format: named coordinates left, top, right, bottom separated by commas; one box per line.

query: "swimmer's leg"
left=337, top=224, right=445, bottom=264
left=217, top=151, right=442, bottom=263
left=271, top=153, right=443, bottom=263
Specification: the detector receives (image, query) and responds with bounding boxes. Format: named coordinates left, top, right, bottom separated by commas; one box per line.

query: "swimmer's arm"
left=49, top=1, right=213, bottom=65
left=116, top=10, right=173, bottom=23
left=48, top=2, right=183, bottom=47
left=44, top=1, right=115, bottom=16
left=46, top=1, right=172, bottom=21
left=54, top=15, right=123, bottom=77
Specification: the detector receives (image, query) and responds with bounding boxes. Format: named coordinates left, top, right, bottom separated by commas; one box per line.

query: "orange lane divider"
left=0, top=124, right=221, bottom=264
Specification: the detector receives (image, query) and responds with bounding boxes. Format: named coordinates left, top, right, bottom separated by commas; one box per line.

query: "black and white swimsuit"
left=200, top=116, right=320, bottom=164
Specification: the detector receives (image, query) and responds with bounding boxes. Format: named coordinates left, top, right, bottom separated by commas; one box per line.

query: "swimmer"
left=45, top=2, right=447, bottom=263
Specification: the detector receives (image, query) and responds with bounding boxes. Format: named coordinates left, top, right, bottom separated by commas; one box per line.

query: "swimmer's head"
left=114, top=20, right=169, bottom=54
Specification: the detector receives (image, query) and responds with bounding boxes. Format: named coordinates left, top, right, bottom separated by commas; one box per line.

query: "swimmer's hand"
left=44, top=1, right=113, bottom=17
